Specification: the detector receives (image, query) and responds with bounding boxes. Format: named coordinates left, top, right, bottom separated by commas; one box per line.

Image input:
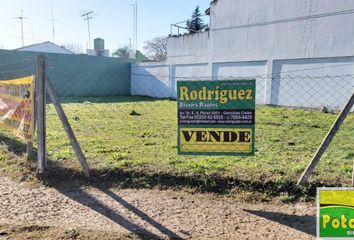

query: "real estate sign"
left=0, top=76, right=35, bottom=142
left=177, top=79, right=255, bottom=155
left=318, top=188, right=354, bottom=239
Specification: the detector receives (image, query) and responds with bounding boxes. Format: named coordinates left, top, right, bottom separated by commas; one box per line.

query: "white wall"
left=131, top=63, right=171, bottom=98
left=212, top=61, right=268, bottom=104
left=132, top=0, right=354, bottom=110
left=168, top=0, right=354, bottom=64
left=271, top=57, right=354, bottom=109
left=167, top=32, right=210, bottom=65
left=171, top=63, right=209, bottom=98
left=132, top=59, right=354, bottom=110
left=210, top=0, right=354, bottom=60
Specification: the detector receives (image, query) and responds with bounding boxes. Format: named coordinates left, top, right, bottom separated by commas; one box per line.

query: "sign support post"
left=36, top=54, right=46, bottom=176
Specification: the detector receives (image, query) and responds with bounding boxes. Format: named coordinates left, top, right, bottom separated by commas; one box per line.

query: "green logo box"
left=318, top=188, right=354, bottom=239
left=177, top=79, right=256, bottom=156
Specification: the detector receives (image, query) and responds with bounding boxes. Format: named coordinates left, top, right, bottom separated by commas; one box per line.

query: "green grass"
left=0, top=96, right=353, bottom=199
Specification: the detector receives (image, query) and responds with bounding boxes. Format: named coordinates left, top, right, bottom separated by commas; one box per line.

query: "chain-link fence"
left=45, top=57, right=354, bottom=187
left=0, top=52, right=354, bottom=189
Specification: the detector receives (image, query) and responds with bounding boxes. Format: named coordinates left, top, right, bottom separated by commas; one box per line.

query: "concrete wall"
left=155, top=0, right=354, bottom=110
left=131, top=58, right=354, bottom=110
left=212, top=61, right=268, bottom=104
left=168, top=0, right=354, bottom=64
left=171, top=63, right=209, bottom=98
left=167, top=32, right=210, bottom=65
left=209, top=0, right=354, bottom=61
left=0, top=49, right=132, bottom=97
left=271, top=57, right=354, bottom=109
left=131, top=62, right=171, bottom=98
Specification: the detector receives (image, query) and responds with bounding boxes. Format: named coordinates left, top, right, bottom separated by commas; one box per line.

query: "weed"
left=0, top=96, right=352, bottom=199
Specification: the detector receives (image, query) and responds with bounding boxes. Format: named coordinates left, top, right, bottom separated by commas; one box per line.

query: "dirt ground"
left=0, top=176, right=316, bottom=239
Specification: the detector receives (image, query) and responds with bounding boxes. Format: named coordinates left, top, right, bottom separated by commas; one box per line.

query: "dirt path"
left=0, top=176, right=316, bottom=239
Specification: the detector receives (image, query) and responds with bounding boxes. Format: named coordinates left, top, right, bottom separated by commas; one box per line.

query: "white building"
left=132, top=0, right=354, bottom=110
left=15, top=41, right=74, bottom=54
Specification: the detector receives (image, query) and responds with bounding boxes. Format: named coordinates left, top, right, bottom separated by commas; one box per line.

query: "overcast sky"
left=0, top=0, right=210, bottom=52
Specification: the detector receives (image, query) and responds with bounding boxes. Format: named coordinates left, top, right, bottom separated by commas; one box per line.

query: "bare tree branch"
left=143, top=36, right=167, bottom=62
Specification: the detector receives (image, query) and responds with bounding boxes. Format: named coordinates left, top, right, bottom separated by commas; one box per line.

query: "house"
left=15, top=41, right=74, bottom=54
left=132, top=0, right=354, bottom=110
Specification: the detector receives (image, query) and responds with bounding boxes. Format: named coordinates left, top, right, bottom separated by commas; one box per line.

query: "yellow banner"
left=179, top=128, right=253, bottom=153
left=320, top=190, right=354, bottom=206
left=0, top=76, right=35, bottom=142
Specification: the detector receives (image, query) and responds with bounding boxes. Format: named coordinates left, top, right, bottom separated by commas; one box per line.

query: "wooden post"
left=26, top=115, right=37, bottom=160
left=297, top=91, right=354, bottom=185
left=25, top=142, right=33, bottom=160
left=352, top=160, right=354, bottom=187
left=26, top=107, right=37, bottom=160
left=45, top=78, right=90, bottom=178
left=36, top=55, right=46, bottom=175
left=26, top=78, right=38, bottom=161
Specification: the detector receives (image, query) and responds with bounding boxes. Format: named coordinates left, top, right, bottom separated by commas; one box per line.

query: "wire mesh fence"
left=46, top=58, right=354, bottom=185
left=0, top=54, right=354, bottom=187
left=0, top=57, right=35, bottom=80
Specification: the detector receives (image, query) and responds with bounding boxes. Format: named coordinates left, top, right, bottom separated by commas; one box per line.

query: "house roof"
left=15, top=41, right=74, bottom=54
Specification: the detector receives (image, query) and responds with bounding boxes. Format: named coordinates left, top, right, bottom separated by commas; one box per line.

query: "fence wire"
left=0, top=55, right=354, bottom=186
left=43, top=58, right=354, bottom=185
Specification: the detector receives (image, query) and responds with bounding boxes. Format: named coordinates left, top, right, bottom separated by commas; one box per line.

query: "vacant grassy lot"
left=0, top=96, right=353, bottom=198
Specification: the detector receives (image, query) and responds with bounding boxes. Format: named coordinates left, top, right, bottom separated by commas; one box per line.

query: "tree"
left=186, top=6, right=206, bottom=33
left=112, top=46, right=130, bottom=58
left=61, top=43, right=84, bottom=54
left=143, top=36, right=167, bottom=61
